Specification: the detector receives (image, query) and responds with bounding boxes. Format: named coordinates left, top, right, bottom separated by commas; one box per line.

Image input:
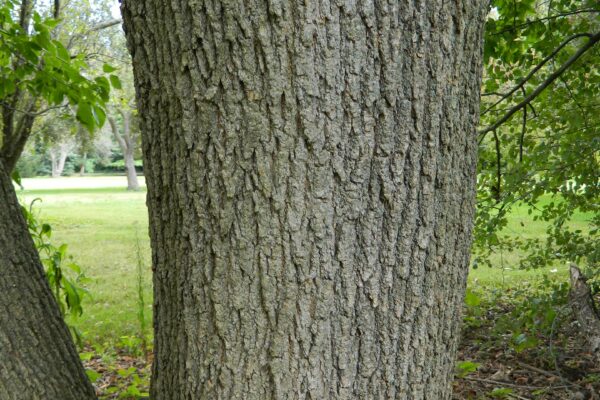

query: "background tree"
left=122, top=0, right=488, bottom=398
left=108, top=102, right=140, bottom=190
left=106, top=54, right=143, bottom=191
left=32, top=109, right=78, bottom=177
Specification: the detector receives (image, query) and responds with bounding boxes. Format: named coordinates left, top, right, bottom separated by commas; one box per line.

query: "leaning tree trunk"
left=108, top=115, right=140, bottom=191
left=123, top=149, right=140, bottom=191
left=0, top=161, right=96, bottom=399
left=123, top=1, right=487, bottom=398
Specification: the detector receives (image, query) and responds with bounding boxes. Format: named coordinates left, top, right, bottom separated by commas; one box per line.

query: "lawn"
left=14, top=175, right=589, bottom=344
left=17, top=176, right=152, bottom=344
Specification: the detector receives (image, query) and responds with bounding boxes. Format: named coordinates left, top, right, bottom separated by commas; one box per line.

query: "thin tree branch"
left=493, top=129, right=502, bottom=202
left=54, top=0, right=61, bottom=19
left=108, top=115, right=127, bottom=152
left=479, top=32, right=600, bottom=137
left=18, top=0, right=34, bottom=30
left=482, top=33, right=593, bottom=116
left=490, top=8, right=599, bottom=36
left=88, top=19, right=122, bottom=33
left=481, top=91, right=508, bottom=97
left=66, top=19, right=122, bottom=50
left=519, top=87, right=527, bottom=162
left=0, top=102, right=67, bottom=117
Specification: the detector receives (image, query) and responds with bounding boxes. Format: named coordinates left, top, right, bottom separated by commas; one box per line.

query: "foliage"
left=103, top=365, right=150, bottom=399
left=15, top=149, right=49, bottom=176
left=0, top=1, right=119, bottom=132
left=474, top=0, right=599, bottom=271
left=488, top=387, right=514, bottom=398
left=464, top=275, right=573, bottom=359
left=21, top=198, right=89, bottom=341
left=456, top=360, right=481, bottom=378
left=106, top=158, right=143, bottom=170
left=80, top=343, right=151, bottom=400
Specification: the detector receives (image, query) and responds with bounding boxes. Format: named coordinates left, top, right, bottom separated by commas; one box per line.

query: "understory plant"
left=21, top=197, right=89, bottom=342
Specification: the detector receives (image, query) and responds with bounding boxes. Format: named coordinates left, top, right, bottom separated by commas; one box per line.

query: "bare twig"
left=515, top=361, right=581, bottom=389
left=463, top=376, right=571, bottom=390
left=509, top=393, right=531, bottom=400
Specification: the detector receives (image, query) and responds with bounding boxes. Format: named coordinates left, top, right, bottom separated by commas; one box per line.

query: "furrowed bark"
left=0, top=161, right=96, bottom=400
left=122, top=1, right=488, bottom=398
left=569, top=265, right=600, bottom=366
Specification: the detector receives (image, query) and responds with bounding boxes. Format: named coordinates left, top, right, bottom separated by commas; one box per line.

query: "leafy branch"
left=480, top=31, right=600, bottom=137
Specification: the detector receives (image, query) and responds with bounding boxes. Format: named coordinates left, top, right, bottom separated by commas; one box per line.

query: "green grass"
left=14, top=177, right=593, bottom=345
left=19, top=185, right=152, bottom=344
left=469, top=196, right=592, bottom=287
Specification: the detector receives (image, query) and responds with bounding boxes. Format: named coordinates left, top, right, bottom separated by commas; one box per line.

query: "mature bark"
left=108, top=112, right=140, bottom=190
left=0, top=1, right=37, bottom=172
left=0, top=2, right=95, bottom=397
left=0, top=160, right=96, bottom=399
left=123, top=1, right=487, bottom=398
left=1, top=98, right=37, bottom=173
left=569, top=265, right=600, bottom=366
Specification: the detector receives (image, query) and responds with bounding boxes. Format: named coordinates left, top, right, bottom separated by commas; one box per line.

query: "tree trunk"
left=50, top=149, right=59, bottom=177
left=569, top=265, right=600, bottom=366
left=108, top=114, right=140, bottom=191
left=124, top=149, right=140, bottom=191
left=123, top=1, right=487, bottom=398
left=79, top=152, right=87, bottom=176
left=49, top=142, right=71, bottom=178
left=56, top=147, right=68, bottom=177
left=0, top=161, right=96, bottom=399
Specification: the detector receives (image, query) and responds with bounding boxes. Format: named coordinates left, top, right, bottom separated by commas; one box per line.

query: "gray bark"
left=49, top=141, right=72, bottom=178
left=0, top=161, right=96, bottom=399
left=80, top=152, right=87, bottom=176
left=108, top=112, right=140, bottom=191
left=123, top=1, right=487, bottom=399
left=569, top=265, right=600, bottom=366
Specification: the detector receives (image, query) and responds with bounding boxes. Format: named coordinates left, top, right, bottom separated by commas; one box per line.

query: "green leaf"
left=456, top=361, right=480, bottom=378
left=66, top=262, right=81, bottom=274
left=76, top=103, right=95, bottom=130
left=54, top=41, right=70, bottom=61
left=92, top=104, right=106, bottom=127
left=489, top=388, right=514, bottom=398
left=58, top=244, right=68, bottom=260
left=35, top=30, right=55, bottom=53
left=465, top=289, right=481, bottom=307
left=41, top=223, right=52, bottom=237
left=11, top=169, right=22, bottom=188
left=85, top=369, right=101, bottom=383
left=109, top=74, right=122, bottom=89
left=102, top=63, right=117, bottom=73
